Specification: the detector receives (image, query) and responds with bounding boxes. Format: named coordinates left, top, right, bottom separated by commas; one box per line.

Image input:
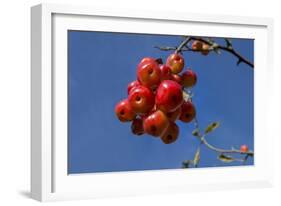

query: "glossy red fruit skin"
left=128, top=85, right=155, bottom=114
left=181, top=69, right=197, bottom=88
left=137, top=60, right=161, bottom=88
left=240, top=145, right=249, bottom=153
left=166, top=53, right=185, bottom=74
left=143, top=110, right=169, bottom=137
left=166, top=107, right=182, bottom=122
left=127, top=80, right=140, bottom=94
left=161, top=121, right=179, bottom=144
left=171, top=74, right=182, bottom=85
left=131, top=118, right=144, bottom=135
left=139, top=57, right=156, bottom=66
left=179, top=101, right=196, bottom=123
left=159, top=65, right=172, bottom=81
left=156, top=80, right=184, bottom=113
left=201, top=44, right=210, bottom=55
left=115, top=99, right=136, bottom=122
left=191, top=40, right=203, bottom=51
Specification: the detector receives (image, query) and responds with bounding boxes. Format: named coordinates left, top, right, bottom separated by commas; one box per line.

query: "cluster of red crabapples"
left=115, top=52, right=197, bottom=144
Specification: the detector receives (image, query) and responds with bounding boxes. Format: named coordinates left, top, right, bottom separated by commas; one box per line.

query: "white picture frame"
left=31, top=3, right=274, bottom=202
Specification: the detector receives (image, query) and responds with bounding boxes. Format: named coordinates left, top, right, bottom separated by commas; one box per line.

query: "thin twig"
left=200, top=136, right=254, bottom=156
left=175, top=37, right=191, bottom=53
left=154, top=46, right=178, bottom=51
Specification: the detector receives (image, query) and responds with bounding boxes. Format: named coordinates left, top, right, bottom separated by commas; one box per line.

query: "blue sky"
left=68, top=31, right=254, bottom=174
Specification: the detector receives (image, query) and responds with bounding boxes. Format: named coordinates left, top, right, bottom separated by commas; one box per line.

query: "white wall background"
left=0, top=0, right=280, bottom=205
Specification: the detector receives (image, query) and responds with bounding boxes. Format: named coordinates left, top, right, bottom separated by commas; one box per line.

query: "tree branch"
left=155, top=36, right=254, bottom=68
left=190, top=37, right=254, bottom=68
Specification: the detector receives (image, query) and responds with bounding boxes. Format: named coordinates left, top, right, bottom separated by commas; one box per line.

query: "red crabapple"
left=156, top=80, right=184, bottom=113
left=166, top=53, right=185, bottom=74
left=137, top=60, right=161, bottom=88
left=131, top=118, right=144, bottom=135
left=143, top=110, right=169, bottom=137
left=127, top=80, right=140, bottom=94
left=115, top=99, right=136, bottom=122
left=191, top=40, right=203, bottom=51
left=159, top=64, right=172, bottom=81
left=181, top=69, right=197, bottom=88
left=179, top=101, right=196, bottom=123
left=201, top=44, right=210, bottom=55
left=240, top=145, right=249, bottom=153
left=166, top=107, right=181, bottom=122
left=170, top=74, right=182, bottom=85
left=161, top=121, right=179, bottom=144
left=128, top=85, right=155, bottom=114
left=139, top=57, right=156, bottom=66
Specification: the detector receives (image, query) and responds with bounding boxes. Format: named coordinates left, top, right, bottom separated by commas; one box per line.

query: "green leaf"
left=218, top=154, right=234, bottom=163
left=192, top=129, right=200, bottom=137
left=204, top=122, right=220, bottom=134
left=193, top=148, right=200, bottom=167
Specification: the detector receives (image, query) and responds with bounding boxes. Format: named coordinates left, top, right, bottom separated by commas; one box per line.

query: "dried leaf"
left=182, top=91, right=191, bottom=101
left=155, top=58, right=163, bottom=64
left=192, top=129, right=200, bottom=137
left=182, top=160, right=192, bottom=168
left=225, top=38, right=233, bottom=49
left=218, top=154, right=234, bottom=163
left=204, top=122, right=220, bottom=134
left=248, top=153, right=254, bottom=157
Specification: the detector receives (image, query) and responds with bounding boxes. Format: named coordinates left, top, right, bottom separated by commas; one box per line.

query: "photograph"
left=67, top=30, right=254, bottom=174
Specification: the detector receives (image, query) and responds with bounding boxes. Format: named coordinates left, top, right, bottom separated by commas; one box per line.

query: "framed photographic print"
left=31, top=3, right=274, bottom=201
